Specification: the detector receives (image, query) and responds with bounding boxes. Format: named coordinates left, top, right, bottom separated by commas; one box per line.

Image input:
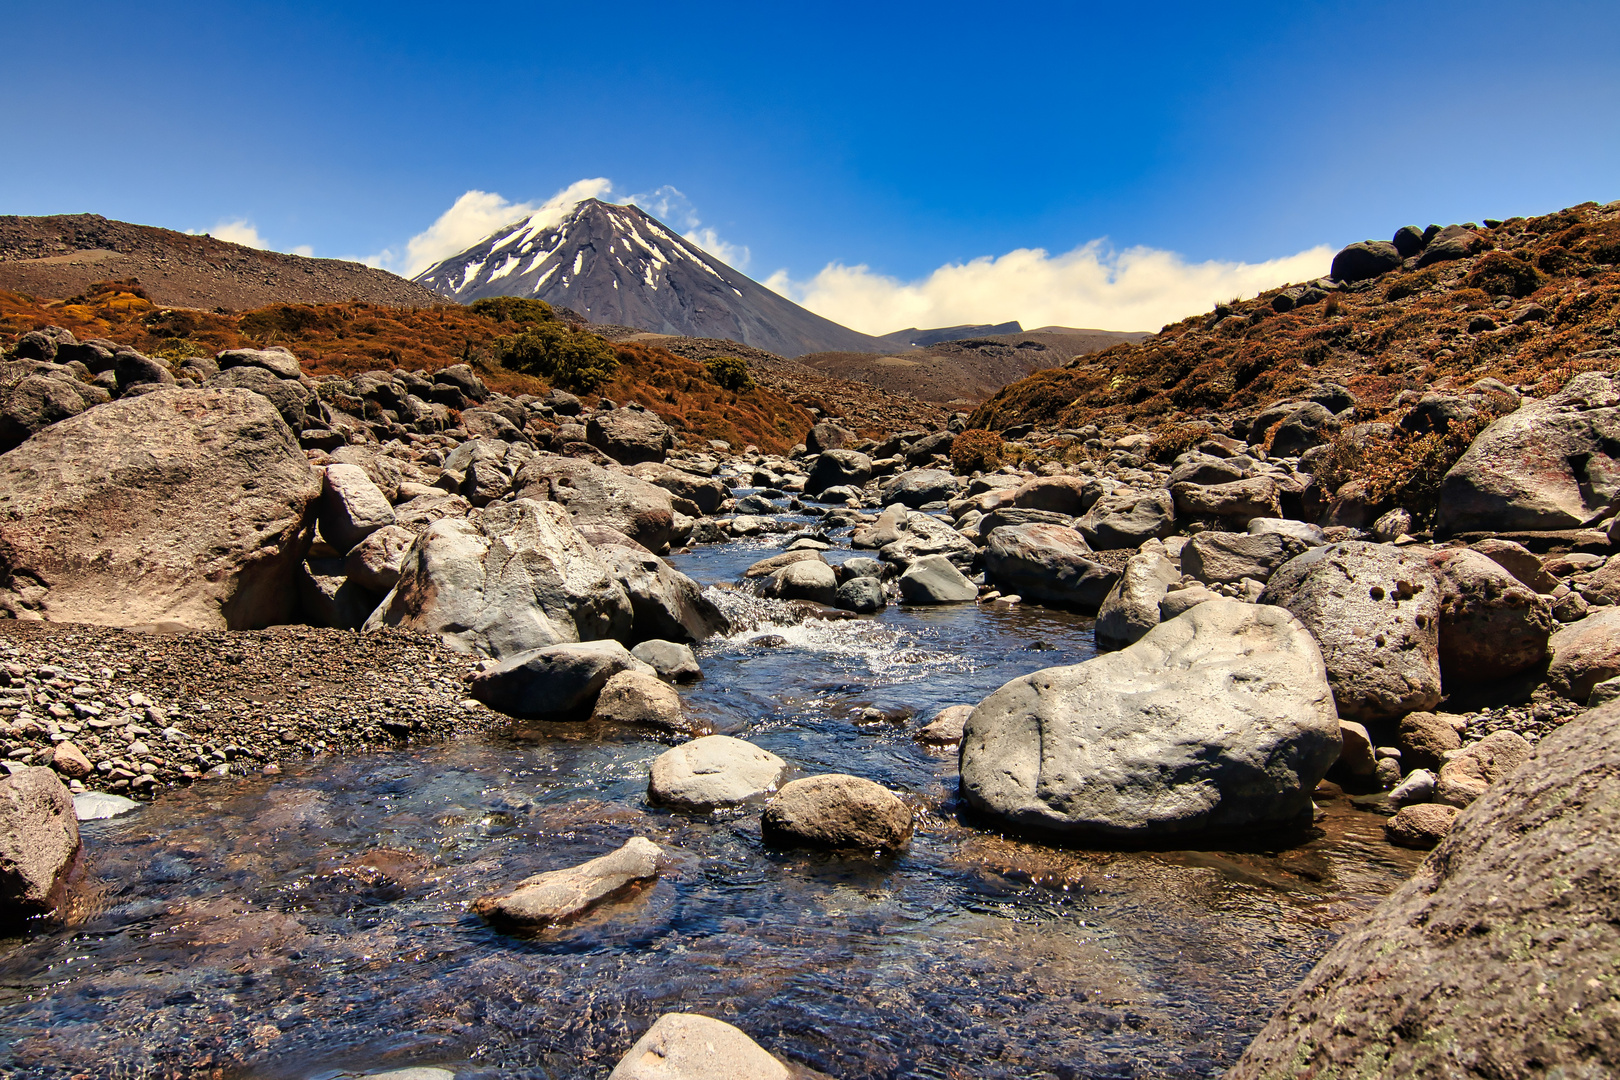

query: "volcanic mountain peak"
left=413, top=198, right=885, bottom=357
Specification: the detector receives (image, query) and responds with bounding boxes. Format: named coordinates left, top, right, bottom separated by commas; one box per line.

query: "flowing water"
left=0, top=518, right=1423, bottom=1080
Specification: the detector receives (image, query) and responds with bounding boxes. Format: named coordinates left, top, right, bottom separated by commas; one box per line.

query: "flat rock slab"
left=648, top=736, right=787, bottom=809
left=72, top=791, right=142, bottom=821
left=472, top=836, right=662, bottom=932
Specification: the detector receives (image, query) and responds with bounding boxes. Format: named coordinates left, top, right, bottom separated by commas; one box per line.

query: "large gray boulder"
left=514, top=455, right=676, bottom=553
left=1227, top=700, right=1620, bottom=1080
left=587, top=408, right=673, bottom=465
left=876, top=509, right=976, bottom=567
left=984, top=523, right=1120, bottom=610
left=1077, top=488, right=1176, bottom=549
left=205, top=364, right=312, bottom=428
left=629, top=462, right=729, bottom=515
left=897, top=554, right=976, bottom=603
left=318, top=463, right=396, bottom=554
left=1424, top=547, right=1553, bottom=685
left=0, top=766, right=81, bottom=922
left=218, top=346, right=302, bottom=380
left=591, top=540, right=728, bottom=644
left=805, top=449, right=873, bottom=496
left=0, top=388, right=318, bottom=629
left=1181, top=531, right=1309, bottom=586
left=1170, top=476, right=1282, bottom=525
left=468, top=639, right=654, bottom=718
left=608, top=1014, right=790, bottom=1080
left=473, top=836, right=662, bottom=932
left=1261, top=542, right=1443, bottom=722
left=880, top=468, right=958, bottom=508
left=366, top=499, right=632, bottom=658
left=1436, top=371, right=1620, bottom=534
left=1094, top=550, right=1180, bottom=650
left=960, top=601, right=1340, bottom=840
left=648, top=736, right=787, bottom=810
left=343, top=524, right=415, bottom=594
left=1011, top=475, right=1101, bottom=516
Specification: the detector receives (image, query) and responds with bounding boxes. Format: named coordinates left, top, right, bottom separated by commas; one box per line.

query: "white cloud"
left=395, top=178, right=613, bottom=277
left=764, top=241, right=1336, bottom=335
left=619, top=184, right=750, bottom=269
left=290, top=244, right=314, bottom=258
left=196, top=219, right=268, bottom=250
left=682, top=226, right=751, bottom=270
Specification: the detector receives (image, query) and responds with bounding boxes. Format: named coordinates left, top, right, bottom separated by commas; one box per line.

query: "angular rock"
left=1095, top=551, right=1179, bottom=650
left=1436, top=371, right=1620, bottom=534
left=590, top=670, right=698, bottom=735
left=1077, top=488, right=1176, bottom=549
left=514, top=455, right=676, bottom=554
left=472, top=836, right=662, bottom=932
left=343, top=524, right=415, bottom=595
left=368, top=499, right=632, bottom=658
left=1181, top=531, right=1308, bottom=586
left=297, top=557, right=380, bottom=630
left=469, top=640, right=654, bottom=718
left=1424, top=547, right=1553, bottom=685
left=594, top=543, right=728, bottom=644
left=631, top=640, right=702, bottom=683
left=587, top=408, right=674, bottom=465
left=607, top=1014, right=790, bottom=1080
left=0, top=766, right=80, bottom=921
left=1335, top=720, right=1377, bottom=780
left=1471, top=537, right=1558, bottom=593
left=805, top=449, right=872, bottom=496
left=648, top=736, right=787, bottom=810
left=0, top=388, right=317, bottom=629
left=880, top=468, right=958, bottom=508
left=897, top=555, right=976, bottom=604
left=762, top=774, right=913, bottom=852
left=914, top=704, right=973, bottom=745
left=834, top=576, right=886, bottom=614
left=217, top=346, right=302, bottom=380
left=1010, top=476, right=1099, bottom=516
left=1260, top=542, right=1443, bottom=722
left=1397, top=711, right=1462, bottom=772
left=1434, top=730, right=1534, bottom=808
left=50, top=741, right=92, bottom=781
left=1171, top=476, right=1282, bottom=525
left=960, top=601, right=1341, bottom=840
left=1388, top=768, right=1436, bottom=808
left=1228, top=701, right=1620, bottom=1080
left=629, top=462, right=728, bottom=515
left=1384, top=802, right=1459, bottom=848
left=877, top=510, right=976, bottom=567
left=206, top=364, right=312, bottom=428
left=318, top=463, right=396, bottom=554
left=984, top=524, right=1119, bottom=611
left=1547, top=606, right=1620, bottom=701
left=805, top=421, right=856, bottom=454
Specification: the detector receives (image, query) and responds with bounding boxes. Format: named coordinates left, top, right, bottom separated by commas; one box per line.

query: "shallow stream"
left=0, top=524, right=1422, bottom=1079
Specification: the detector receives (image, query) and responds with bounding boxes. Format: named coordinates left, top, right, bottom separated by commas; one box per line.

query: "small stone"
left=648, top=736, right=786, bottom=810
left=914, top=705, right=973, bottom=745
left=590, top=670, right=703, bottom=736
left=471, top=836, right=662, bottom=932
left=762, top=774, right=913, bottom=852
left=1388, top=768, right=1436, bottom=807
left=51, top=741, right=92, bottom=780
left=1385, top=802, right=1460, bottom=848
left=607, top=1014, right=789, bottom=1080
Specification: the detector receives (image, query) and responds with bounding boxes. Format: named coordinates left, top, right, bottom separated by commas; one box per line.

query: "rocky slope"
left=0, top=214, right=441, bottom=310
left=414, top=198, right=886, bottom=357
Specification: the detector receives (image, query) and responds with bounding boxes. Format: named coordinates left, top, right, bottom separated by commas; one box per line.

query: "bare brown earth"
left=0, top=214, right=441, bottom=310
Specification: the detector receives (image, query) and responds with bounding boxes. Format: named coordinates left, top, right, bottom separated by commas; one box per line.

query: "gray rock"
left=1434, top=730, right=1534, bottom=807
left=1436, top=371, right=1620, bottom=534
left=0, top=388, right=318, bottom=630
left=648, top=736, right=787, bottom=809
left=834, top=576, right=886, bottom=614
left=984, top=523, right=1120, bottom=611
left=1077, top=488, right=1176, bottom=549
left=1171, top=476, right=1282, bottom=525
left=1159, top=584, right=1220, bottom=619
left=1387, top=768, right=1436, bottom=808
left=762, top=774, right=913, bottom=852
left=114, top=349, right=177, bottom=394
left=607, top=1014, right=790, bottom=1080
left=1182, top=531, right=1308, bottom=586
left=836, top=556, right=887, bottom=582
left=914, top=704, right=973, bottom=745
left=629, top=462, right=728, bottom=515
left=0, top=375, right=87, bottom=452
left=1248, top=517, right=1326, bottom=545
left=631, top=640, right=702, bottom=683
left=805, top=421, right=856, bottom=454
left=590, top=670, right=699, bottom=735
left=805, top=449, right=873, bottom=496
left=1169, top=452, right=1252, bottom=487
left=897, top=555, right=976, bottom=604
left=513, top=455, right=676, bottom=554
left=217, top=346, right=302, bottom=380
left=1547, top=607, right=1620, bottom=701
left=1424, top=547, right=1553, bottom=685
left=0, top=766, right=80, bottom=921
left=881, top=468, right=958, bottom=508
left=960, top=601, right=1340, bottom=840
left=742, top=550, right=822, bottom=578
left=367, top=500, right=632, bottom=658
left=1095, top=551, right=1179, bottom=650
left=319, top=463, right=396, bottom=554
left=587, top=408, right=673, bottom=465
left=472, top=836, right=662, bottom=931
left=1260, top=542, right=1443, bottom=722
left=877, top=509, right=976, bottom=567
left=1589, top=675, right=1620, bottom=708
left=206, top=364, right=311, bottom=428
left=469, top=640, right=654, bottom=718
left=297, top=557, right=381, bottom=630
left=344, top=524, right=415, bottom=595
left=759, top=560, right=838, bottom=606
left=72, top=791, right=142, bottom=821
left=594, top=544, right=728, bottom=644
left=1228, top=701, right=1620, bottom=1079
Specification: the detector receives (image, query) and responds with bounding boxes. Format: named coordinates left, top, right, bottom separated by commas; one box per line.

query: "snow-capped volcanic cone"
left=413, top=198, right=882, bottom=358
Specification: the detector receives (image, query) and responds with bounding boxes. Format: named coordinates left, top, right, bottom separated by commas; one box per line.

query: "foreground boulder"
left=1261, top=542, right=1442, bottom=722
left=367, top=499, right=632, bottom=658
left=0, top=388, right=317, bottom=629
left=648, top=736, right=787, bottom=810
left=0, top=767, right=81, bottom=922
left=469, top=640, right=654, bottom=718
left=984, top=524, right=1119, bottom=610
left=960, top=601, right=1340, bottom=841
left=1228, top=700, right=1620, bottom=1080
left=762, top=775, right=913, bottom=852
left=607, top=1014, right=790, bottom=1080
left=1435, top=371, right=1620, bottom=534
left=472, top=836, right=662, bottom=932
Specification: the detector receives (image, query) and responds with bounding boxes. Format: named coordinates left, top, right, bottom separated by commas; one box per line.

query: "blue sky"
left=4, top=0, right=1617, bottom=331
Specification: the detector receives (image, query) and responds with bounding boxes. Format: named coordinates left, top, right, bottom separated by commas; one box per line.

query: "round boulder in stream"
left=960, top=600, right=1341, bottom=841
left=762, top=774, right=913, bottom=853
left=648, top=735, right=787, bottom=810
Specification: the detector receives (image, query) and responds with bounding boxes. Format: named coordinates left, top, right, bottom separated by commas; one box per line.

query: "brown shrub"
left=950, top=429, right=1003, bottom=473
left=1147, top=420, right=1213, bottom=463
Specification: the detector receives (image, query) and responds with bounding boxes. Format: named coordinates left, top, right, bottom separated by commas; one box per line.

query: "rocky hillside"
left=0, top=214, right=441, bottom=310
left=972, top=200, right=1620, bottom=431
left=414, top=198, right=887, bottom=357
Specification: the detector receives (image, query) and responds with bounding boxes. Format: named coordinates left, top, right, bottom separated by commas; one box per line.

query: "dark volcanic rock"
left=1229, top=700, right=1620, bottom=1080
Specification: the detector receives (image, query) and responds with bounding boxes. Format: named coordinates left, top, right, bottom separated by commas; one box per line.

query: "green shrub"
left=950, top=429, right=1003, bottom=473
left=470, top=296, right=556, bottom=325
left=491, top=323, right=619, bottom=392
left=704, top=355, right=754, bottom=392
